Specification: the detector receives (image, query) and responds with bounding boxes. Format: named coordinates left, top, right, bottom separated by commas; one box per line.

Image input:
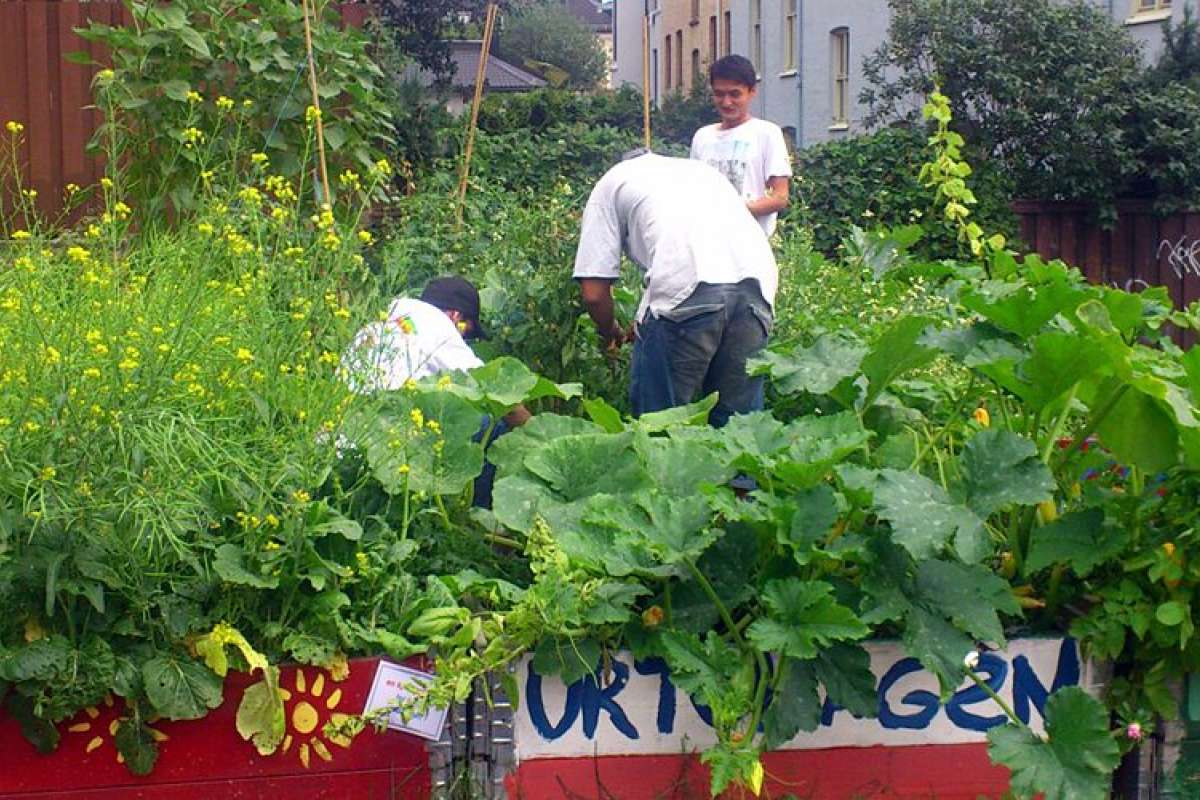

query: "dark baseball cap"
left=421, top=276, right=489, bottom=340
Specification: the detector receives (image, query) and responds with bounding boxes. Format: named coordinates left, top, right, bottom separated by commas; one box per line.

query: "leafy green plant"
left=493, top=0, right=610, bottom=89
left=73, top=0, right=395, bottom=217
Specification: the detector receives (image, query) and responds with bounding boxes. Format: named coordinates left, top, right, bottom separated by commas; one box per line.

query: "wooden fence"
left=0, top=0, right=371, bottom=222
left=0, top=0, right=126, bottom=220
left=1013, top=200, right=1200, bottom=315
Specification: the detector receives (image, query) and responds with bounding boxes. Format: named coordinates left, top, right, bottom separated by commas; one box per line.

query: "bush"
left=791, top=127, right=1016, bottom=257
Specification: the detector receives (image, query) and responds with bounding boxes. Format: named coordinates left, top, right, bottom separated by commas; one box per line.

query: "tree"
left=493, top=1, right=609, bottom=90
left=1149, top=6, right=1200, bottom=89
left=375, top=0, right=489, bottom=78
left=860, top=0, right=1143, bottom=206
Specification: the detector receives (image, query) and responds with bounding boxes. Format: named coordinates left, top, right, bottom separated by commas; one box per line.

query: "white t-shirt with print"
left=690, top=117, right=793, bottom=236
left=573, top=154, right=778, bottom=324
left=340, top=297, right=483, bottom=393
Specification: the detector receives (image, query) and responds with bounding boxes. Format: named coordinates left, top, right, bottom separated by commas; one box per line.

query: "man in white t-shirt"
left=574, top=151, right=778, bottom=427
left=690, top=54, right=793, bottom=237
left=342, top=276, right=487, bottom=393
left=341, top=276, right=529, bottom=506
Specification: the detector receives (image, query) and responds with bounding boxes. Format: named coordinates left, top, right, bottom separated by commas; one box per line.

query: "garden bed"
left=0, top=658, right=433, bottom=799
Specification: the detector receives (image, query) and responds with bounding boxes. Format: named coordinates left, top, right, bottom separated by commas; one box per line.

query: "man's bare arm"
left=578, top=277, right=626, bottom=345
left=503, top=404, right=532, bottom=427
left=746, top=175, right=790, bottom=218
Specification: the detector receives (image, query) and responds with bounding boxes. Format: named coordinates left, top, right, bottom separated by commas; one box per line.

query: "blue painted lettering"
left=635, top=657, right=676, bottom=734
left=878, top=657, right=940, bottom=730
left=1012, top=639, right=1080, bottom=725
left=945, top=653, right=1008, bottom=731
left=526, top=665, right=583, bottom=739
left=581, top=660, right=639, bottom=739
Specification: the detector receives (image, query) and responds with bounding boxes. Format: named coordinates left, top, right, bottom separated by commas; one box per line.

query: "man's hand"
left=603, top=323, right=628, bottom=348
left=579, top=277, right=627, bottom=353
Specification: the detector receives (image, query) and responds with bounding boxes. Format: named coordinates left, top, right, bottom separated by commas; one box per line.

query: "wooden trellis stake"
left=455, top=2, right=499, bottom=225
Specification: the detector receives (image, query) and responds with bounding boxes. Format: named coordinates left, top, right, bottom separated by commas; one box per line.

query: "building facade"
left=613, top=0, right=732, bottom=102
left=615, top=0, right=1197, bottom=147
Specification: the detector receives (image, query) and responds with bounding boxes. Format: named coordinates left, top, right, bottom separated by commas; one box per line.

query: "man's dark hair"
left=710, top=54, right=757, bottom=88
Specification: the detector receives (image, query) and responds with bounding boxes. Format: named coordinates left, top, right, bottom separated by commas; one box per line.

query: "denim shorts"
left=629, top=279, right=772, bottom=428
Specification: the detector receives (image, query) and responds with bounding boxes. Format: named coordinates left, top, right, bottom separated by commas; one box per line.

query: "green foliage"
left=1149, top=6, right=1200, bottom=89
left=654, top=81, right=721, bottom=147
left=7, top=81, right=1200, bottom=800
left=792, top=126, right=1015, bottom=258
left=988, top=687, right=1121, bottom=800
left=374, top=0, right=486, bottom=78
left=1123, top=82, right=1200, bottom=212
left=862, top=0, right=1142, bottom=209
left=74, top=0, right=395, bottom=217
left=494, top=0, right=609, bottom=89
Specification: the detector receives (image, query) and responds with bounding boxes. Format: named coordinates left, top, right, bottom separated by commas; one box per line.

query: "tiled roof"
left=405, top=40, right=547, bottom=92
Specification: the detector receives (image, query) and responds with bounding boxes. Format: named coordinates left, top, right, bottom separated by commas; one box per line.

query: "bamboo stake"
left=300, top=0, right=332, bottom=207
left=455, top=3, right=499, bottom=225
left=641, top=1, right=652, bottom=149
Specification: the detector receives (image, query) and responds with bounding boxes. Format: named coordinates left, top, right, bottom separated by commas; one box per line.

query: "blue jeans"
left=629, top=279, right=772, bottom=428
left=472, top=415, right=510, bottom=508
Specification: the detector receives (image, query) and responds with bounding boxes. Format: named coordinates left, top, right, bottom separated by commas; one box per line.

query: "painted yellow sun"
left=278, top=667, right=356, bottom=768
left=67, top=694, right=168, bottom=764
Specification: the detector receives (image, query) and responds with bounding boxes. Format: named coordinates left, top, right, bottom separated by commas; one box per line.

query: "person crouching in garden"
left=341, top=276, right=529, bottom=507
left=574, top=150, right=777, bottom=428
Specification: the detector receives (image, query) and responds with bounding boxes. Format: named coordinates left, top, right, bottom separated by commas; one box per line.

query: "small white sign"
left=362, top=660, right=449, bottom=741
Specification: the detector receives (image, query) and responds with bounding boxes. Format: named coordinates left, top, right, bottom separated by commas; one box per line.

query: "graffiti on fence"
left=1159, top=235, right=1200, bottom=281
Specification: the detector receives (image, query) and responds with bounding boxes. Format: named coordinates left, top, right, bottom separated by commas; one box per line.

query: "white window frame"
left=830, top=27, right=850, bottom=128
left=1127, top=0, right=1172, bottom=24
left=782, top=0, right=798, bottom=72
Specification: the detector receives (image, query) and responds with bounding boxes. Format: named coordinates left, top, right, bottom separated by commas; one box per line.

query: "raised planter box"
left=0, top=657, right=433, bottom=799
left=0, top=639, right=1108, bottom=799
left=506, top=637, right=1102, bottom=799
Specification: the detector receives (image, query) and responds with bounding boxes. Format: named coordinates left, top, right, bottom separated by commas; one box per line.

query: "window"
left=1136, top=0, right=1171, bottom=10
left=751, top=0, right=763, bottom=72
left=665, top=36, right=672, bottom=91
left=692, top=49, right=701, bottom=86
left=709, top=16, right=717, bottom=64
left=723, top=11, right=731, bottom=55
left=676, top=30, right=683, bottom=88
left=783, top=0, right=797, bottom=71
left=690, top=0, right=700, bottom=24
left=831, top=27, right=850, bottom=126
left=652, top=49, right=659, bottom=102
